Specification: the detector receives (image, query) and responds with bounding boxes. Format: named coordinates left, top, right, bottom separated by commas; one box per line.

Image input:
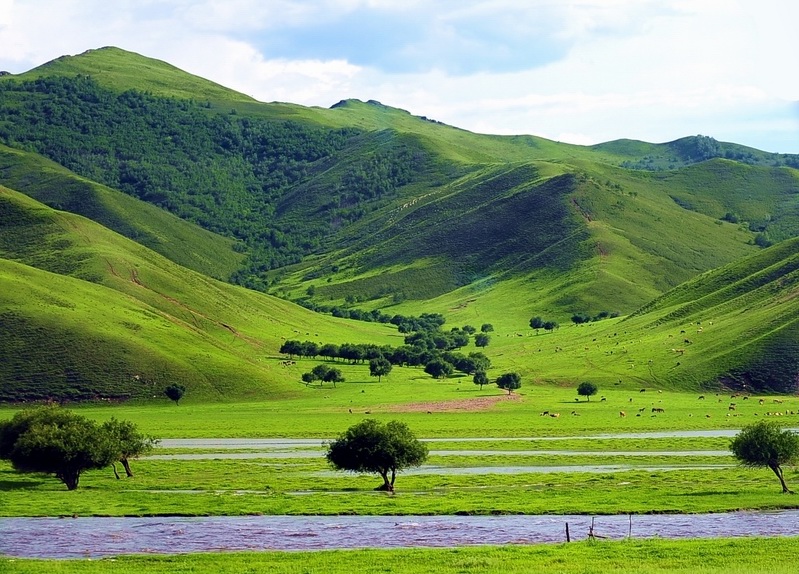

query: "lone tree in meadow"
left=577, top=381, right=598, bottom=402
left=474, top=333, right=491, bottom=348
left=730, top=421, right=799, bottom=493
left=0, top=407, right=137, bottom=490
left=369, top=357, right=392, bottom=382
left=473, top=370, right=489, bottom=390
left=496, top=372, right=522, bottom=395
left=164, top=384, right=186, bottom=405
left=326, top=419, right=428, bottom=492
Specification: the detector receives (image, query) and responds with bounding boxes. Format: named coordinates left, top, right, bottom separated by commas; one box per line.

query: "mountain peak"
left=15, top=46, right=255, bottom=103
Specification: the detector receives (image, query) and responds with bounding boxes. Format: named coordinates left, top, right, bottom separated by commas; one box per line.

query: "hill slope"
left=0, top=186, right=400, bottom=402
left=0, top=46, right=798, bottom=320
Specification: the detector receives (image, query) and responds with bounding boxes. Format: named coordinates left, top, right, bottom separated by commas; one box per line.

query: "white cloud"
left=0, top=0, right=796, bottom=152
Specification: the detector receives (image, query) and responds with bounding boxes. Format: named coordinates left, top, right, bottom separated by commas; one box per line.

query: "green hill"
left=0, top=144, right=243, bottom=280
left=2, top=47, right=799, bottom=401
left=0, top=186, right=400, bottom=402
left=1, top=47, right=798, bottom=319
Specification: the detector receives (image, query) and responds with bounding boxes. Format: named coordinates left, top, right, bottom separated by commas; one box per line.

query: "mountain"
left=2, top=47, right=798, bottom=321
left=1, top=47, right=799, bottom=400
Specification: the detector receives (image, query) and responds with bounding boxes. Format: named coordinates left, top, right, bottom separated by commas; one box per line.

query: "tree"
left=529, top=316, right=544, bottom=330
left=473, top=370, right=489, bottom=390
left=496, top=372, right=522, bottom=395
left=424, top=359, right=454, bottom=379
left=101, top=418, right=159, bottom=478
left=323, top=368, right=345, bottom=387
left=0, top=407, right=117, bottom=490
left=480, top=323, right=494, bottom=333
left=164, top=384, right=186, bottom=405
left=730, top=421, right=799, bottom=493
left=543, top=321, right=559, bottom=333
left=279, top=339, right=303, bottom=359
left=474, top=333, right=491, bottom=347
left=577, top=381, right=598, bottom=401
left=325, top=419, right=428, bottom=492
left=369, top=357, right=392, bottom=382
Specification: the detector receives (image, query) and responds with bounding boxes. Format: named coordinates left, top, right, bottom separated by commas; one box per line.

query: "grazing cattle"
left=540, top=411, right=550, bottom=416
left=729, top=404, right=736, bottom=411
left=619, top=411, right=627, bottom=417
left=652, top=407, right=665, bottom=413
left=774, top=399, right=784, bottom=404
left=743, top=396, right=750, bottom=400
left=600, top=396, right=607, bottom=402
left=550, top=413, right=561, bottom=418
left=759, top=399, right=765, bottom=405
left=638, top=407, right=646, bottom=412
left=640, top=388, right=646, bottom=393
left=698, top=395, right=705, bottom=400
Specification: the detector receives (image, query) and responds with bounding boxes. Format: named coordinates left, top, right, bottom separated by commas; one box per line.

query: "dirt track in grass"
left=388, top=393, right=521, bottom=413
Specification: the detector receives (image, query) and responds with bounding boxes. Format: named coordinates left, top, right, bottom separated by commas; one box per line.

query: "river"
left=2, top=511, right=798, bottom=558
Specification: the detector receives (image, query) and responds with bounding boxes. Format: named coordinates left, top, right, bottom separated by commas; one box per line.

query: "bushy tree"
left=164, top=384, right=186, bottom=405
left=325, top=419, right=428, bottom=491
left=473, top=370, right=489, bottom=390
left=0, top=407, right=116, bottom=490
left=474, top=333, right=491, bottom=348
left=577, top=381, right=598, bottom=401
left=529, top=316, right=544, bottom=330
left=730, top=421, right=799, bottom=493
left=424, top=359, right=454, bottom=379
left=480, top=323, right=494, bottom=333
left=496, top=372, right=522, bottom=395
left=305, top=364, right=345, bottom=387
left=369, top=357, right=392, bottom=382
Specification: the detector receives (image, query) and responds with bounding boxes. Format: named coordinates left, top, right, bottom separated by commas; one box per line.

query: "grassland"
left=4, top=538, right=799, bottom=574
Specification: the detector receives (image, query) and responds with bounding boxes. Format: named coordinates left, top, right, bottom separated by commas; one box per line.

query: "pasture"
left=4, top=537, right=799, bottom=573
left=2, top=378, right=799, bottom=518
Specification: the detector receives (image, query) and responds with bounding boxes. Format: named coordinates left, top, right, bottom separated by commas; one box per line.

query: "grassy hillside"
left=7, top=46, right=256, bottom=103
left=0, top=144, right=242, bottom=280
left=0, top=186, right=401, bottom=402
left=1, top=47, right=798, bottom=320
left=1, top=184, right=798, bottom=402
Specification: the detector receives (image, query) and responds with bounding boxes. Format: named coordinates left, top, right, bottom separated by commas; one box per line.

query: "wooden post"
left=628, top=514, right=632, bottom=538
left=565, top=522, right=571, bottom=542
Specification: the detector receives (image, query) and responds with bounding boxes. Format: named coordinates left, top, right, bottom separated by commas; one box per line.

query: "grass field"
left=4, top=538, right=799, bottom=573
left=2, top=384, right=799, bottom=518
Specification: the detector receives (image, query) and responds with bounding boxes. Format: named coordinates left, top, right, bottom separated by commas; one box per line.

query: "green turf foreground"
left=2, top=537, right=798, bottom=573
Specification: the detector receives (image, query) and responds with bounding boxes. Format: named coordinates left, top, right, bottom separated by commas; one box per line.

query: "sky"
left=0, top=0, right=797, bottom=153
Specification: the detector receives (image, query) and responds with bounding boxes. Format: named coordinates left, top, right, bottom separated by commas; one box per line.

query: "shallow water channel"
left=2, top=511, right=799, bottom=558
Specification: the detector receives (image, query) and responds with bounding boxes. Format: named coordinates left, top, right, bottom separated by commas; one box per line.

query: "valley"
left=1, top=46, right=798, bottom=572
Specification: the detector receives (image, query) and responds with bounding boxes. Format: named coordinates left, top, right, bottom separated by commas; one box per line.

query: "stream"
left=2, top=511, right=798, bottom=558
